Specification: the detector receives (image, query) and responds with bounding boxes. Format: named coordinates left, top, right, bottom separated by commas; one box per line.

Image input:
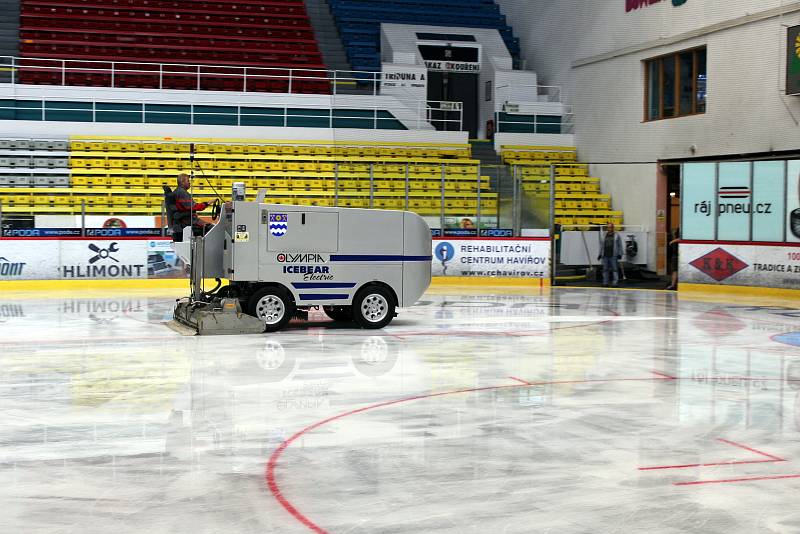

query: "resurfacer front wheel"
left=249, top=286, right=294, bottom=332
left=353, top=286, right=395, bottom=329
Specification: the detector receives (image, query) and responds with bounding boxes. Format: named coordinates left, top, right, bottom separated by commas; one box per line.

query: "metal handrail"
left=494, top=83, right=565, bottom=104
left=0, top=92, right=463, bottom=132
left=1, top=55, right=385, bottom=95
left=0, top=56, right=468, bottom=130
left=494, top=109, right=574, bottom=135
left=0, top=163, right=501, bottom=234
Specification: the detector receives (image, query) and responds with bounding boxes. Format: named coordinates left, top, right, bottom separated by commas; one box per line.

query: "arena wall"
left=498, top=0, right=800, bottom=272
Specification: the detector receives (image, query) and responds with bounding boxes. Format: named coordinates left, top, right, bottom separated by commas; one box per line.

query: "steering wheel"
left=210, top=198, right=221, bottom=221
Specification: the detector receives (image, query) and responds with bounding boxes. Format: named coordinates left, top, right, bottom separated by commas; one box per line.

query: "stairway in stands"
left=469, top=140, right=502, bottom=167
left=500, top=146, right=624, bottom=230
left=469, top=140, right=534, bottom=229
left=304, top=0, right=374, bottom=94
left=0, top=0, right=19, bottom=83
left=304, top=0, right=351, bottom=72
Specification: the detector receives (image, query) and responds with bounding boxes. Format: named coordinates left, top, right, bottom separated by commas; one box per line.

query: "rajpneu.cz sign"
left=626, top=0, right=687, bottom=12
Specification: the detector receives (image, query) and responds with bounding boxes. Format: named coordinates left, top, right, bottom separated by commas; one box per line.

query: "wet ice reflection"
left=1, top=289, right=800, bottom=533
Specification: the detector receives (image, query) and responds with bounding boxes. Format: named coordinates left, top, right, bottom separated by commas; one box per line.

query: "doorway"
left=665, top=164, right=681, bottom=239
left=427, top=71, right=479, bottom=138
left=663, top=163, right=681, bottom=287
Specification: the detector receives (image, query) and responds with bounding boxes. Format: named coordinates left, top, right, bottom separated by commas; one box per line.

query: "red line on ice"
left=639, top=438, right=785, bottom=471
left=651, top=371, right=676, bottom=380
left=508, top=376, right=533, bottom=385
left=267, top=377, right=800, bottom=532
left=676, top=474, right=800, bottom=486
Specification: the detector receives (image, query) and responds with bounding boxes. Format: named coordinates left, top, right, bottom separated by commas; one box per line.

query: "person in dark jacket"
left=666, top=228, right=680, bottom=290
left=598, top=222, right=623, bottom=287
left=172, top=173, right=210, bottom=242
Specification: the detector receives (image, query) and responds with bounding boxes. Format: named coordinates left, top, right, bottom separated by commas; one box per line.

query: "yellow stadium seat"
left=119, top=142, right=140, bottom=153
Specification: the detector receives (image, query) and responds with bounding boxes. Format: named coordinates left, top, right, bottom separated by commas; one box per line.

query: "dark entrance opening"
left=427, top=72, right=479, bottom=138
left=665, top=164, right=681, bottom=240
left=418, top=44, right=480, bottom=138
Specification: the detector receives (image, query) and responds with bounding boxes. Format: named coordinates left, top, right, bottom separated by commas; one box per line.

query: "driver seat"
left=163, top=185, right=178, bottom=235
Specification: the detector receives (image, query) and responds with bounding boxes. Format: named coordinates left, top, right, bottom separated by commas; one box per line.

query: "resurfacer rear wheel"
left=249, top=286, right=294, bottom=332
left=353, top=285, right=395, bottom=329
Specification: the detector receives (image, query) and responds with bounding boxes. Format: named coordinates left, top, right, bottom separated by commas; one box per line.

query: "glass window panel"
left=682, top=163, right=716, bottom=240
left=717, top=162, right=751, bottom=241
left=662, top=57, right=676, bottom=117
left=752, top=161, right=786, bottom=242
left=679, top=52, right=694, bottom=115
left=787, top=161, right=800, bottom=243
left=647, top=60, right=660, bottom=120
left=696, top=50, right=707, bottom=113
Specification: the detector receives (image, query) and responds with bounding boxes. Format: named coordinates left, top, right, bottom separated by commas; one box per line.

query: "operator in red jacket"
left=171, top=173, right=211, bottom=242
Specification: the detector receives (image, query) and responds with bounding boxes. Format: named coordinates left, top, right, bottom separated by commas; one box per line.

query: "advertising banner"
left=145, top=239, right=187, bottom=278
left=788, top=24, right=800, bottom=96
left=0, top=241, right=59, bottom=280
left=432, top=238, right=550, bottom=278
left=0, top=239, right=175, bottom=280
left=60, top=240, right=148, bottom=279
left=683, top=161, right=799, bottom=243
left=786, top=160, right=800, bottom=242
left=682, top=163, right=717, bottom=240
left=3, top=237, right=550, bottom=281
left=680, top=242, right=800, bottom=289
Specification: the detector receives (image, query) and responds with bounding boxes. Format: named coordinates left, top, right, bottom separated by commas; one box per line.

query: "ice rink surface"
left=3, top=285, right=800, bottom=533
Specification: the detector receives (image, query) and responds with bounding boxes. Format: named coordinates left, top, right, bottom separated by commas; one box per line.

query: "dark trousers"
left=172, top=222, right=212, bottom=242
left=602, top=256, right=619, bottom=286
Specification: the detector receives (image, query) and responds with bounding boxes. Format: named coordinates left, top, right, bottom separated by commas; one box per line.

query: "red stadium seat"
left=19, top=0, right=329, bottom=93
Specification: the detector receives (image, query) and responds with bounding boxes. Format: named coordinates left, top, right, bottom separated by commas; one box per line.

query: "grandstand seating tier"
left=0, top=139, right=496, bottom=220
left=19, top=0, right=329, bottom=93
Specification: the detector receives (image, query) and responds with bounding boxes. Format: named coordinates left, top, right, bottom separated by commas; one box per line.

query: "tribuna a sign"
left=626, top=0, right=687, bottom=13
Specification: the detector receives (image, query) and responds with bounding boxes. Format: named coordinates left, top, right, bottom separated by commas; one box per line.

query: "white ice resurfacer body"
left=172, top=197, right=432, bottom=334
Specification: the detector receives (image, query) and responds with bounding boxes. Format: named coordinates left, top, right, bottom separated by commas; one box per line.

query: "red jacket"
left=174, top=185, right=208, bottom=214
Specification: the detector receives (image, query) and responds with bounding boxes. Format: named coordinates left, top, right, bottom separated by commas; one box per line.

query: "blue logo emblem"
left=269, top=213, right=288, bottom=237
left=435, top=242, right=455, bottom=275
left=435, top=242, right=455, bottom=262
